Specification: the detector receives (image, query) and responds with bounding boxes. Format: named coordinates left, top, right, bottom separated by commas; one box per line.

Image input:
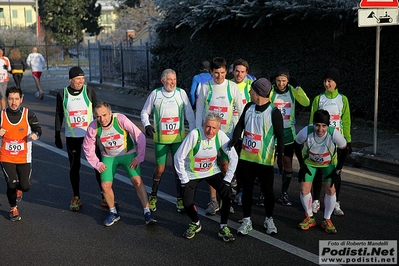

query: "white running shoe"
left=237, top=219, right=253, bottom=235
left=333, top=201, right=344, bottom=216
left=264, top=217, right=277, bottom=235
left=312, top=200, right=320, bottom=214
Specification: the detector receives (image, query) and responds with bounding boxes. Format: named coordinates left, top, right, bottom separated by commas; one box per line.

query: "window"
left=26, top=10, right=32, bottom=23
left=12, top=10, right=18, bottom=19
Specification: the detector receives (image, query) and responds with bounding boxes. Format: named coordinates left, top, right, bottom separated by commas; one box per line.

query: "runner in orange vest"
left=0, top=86, right=42, bottom=221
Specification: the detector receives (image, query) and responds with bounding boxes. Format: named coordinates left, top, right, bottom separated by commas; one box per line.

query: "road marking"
left=343, top=169, right=399, bottom=187
left=36, top=139, right=397, bottom=265
left=34, top=140, right=319, bottom=264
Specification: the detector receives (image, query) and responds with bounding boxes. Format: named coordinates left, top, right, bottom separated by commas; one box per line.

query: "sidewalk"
left=20, top=68, right=399, bottom=176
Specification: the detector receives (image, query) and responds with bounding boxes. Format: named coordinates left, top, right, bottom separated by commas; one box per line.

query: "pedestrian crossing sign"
left=360, top=0, right=399, bottom=8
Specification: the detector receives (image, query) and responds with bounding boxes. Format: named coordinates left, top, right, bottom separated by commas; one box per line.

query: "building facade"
left=0, top=0, right=36, bottom=28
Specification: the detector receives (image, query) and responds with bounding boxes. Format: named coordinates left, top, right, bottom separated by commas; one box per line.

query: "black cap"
left=69, top=66, right=84, bottom=79
left=313, top=109, right=330, bottom=125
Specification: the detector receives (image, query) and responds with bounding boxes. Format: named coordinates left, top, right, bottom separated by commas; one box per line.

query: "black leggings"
left=66, top=137, right=101, bottom=198
left=2, top=162, right=31, bottom=207
left=12, top=73, right=23, bottom=88
left=241, top=160, right=275, bottom=218
left=183, top=173, right=231, bottom=224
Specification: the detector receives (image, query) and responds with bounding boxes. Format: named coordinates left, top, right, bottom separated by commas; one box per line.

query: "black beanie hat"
left=313, top=109, right=330, bottom=125
left=275, top=66, right=290, bottom=79
left=323, top=67, right=340, bottom=84
left=251, top=78, right=272, bottom=98
left=69, top=66, right=84, bottom=79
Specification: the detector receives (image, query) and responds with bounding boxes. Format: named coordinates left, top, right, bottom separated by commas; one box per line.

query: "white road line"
left=42, top=139, right=399, bottom=265
left=343, top=169, right=399, bottom=186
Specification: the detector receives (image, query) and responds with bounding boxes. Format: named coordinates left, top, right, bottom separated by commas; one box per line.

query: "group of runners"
left=1, top=60, right=351, bottom=242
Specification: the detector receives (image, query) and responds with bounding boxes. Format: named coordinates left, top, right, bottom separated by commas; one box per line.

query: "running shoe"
left=9, top=206, right=21, bottom=221
left=321, top=219, right=337, bottom=234
left=176, top=197, right=185, bottom=213
left=205, top=199, right=219, bottom=215
left=183, top=222, right=202, bottom=239
left=69, top=196, right=82, bottom=211
left=16, top=190, right=23, bottom=203
left=237, top=219, right=253, bottom=235
left=298, top=214, right=316, bottom=230
left=333, top=201, right=344, bottom=216
left=234, top=190, right=242, bottom=206
left=312, top=200, right=320, bottom=214
left=256, top=192, right=264, bottom=207
left=218, top=226, right=235, bottom=242
left=144, top=212, right=157, bottom=225
left=264, top=217, right=277, bottom=235
left=104, top=212, right=120, bottom=226
left=39, top=90, right=44, bottom=100
left=100, top=198, right=119, bottom=208
left=279, top=192, right=292, bottom=206
left=149, top=195, right=157, bottom=212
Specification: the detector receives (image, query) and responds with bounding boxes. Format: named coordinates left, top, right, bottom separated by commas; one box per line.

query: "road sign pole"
left=373, top=26, right=381, bottom=155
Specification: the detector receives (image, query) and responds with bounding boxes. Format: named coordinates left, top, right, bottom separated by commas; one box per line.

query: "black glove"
left=228, top=137, right=238, bottom=148
left=289, top=77, right=299, bottom=88
left=54, top=131, right=63, bottom=149
left=298, top=165, right=311, bottom=183
left=330, top=169, right=341, bottom=188
left=218, top=180, right=231, bottom=199
left=180, top=182, right=187, bottom=197
left=3, top=64, right=7, bottom=70
left=347, top=142, right=352, bottom=156
left=145, top=125, right=155, bottom=138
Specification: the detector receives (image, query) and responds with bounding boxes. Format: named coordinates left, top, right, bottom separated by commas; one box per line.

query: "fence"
left=87, top=42, right=153, bottom=90
left=3, top=42, right=88, bottom=69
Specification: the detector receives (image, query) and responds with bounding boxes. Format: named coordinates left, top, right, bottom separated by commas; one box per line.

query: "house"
left=0, top=0, right=37, bottom=28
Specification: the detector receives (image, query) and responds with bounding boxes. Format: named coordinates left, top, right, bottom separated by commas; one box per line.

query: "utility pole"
left=8, top=0, right=12, bottom=28
left=36, top=0, right=39, bottom=44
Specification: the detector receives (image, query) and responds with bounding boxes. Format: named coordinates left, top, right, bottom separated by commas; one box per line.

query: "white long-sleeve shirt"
left=174, top=127, right=238, bottom=184
left=26, top=52, right=45, bottom=72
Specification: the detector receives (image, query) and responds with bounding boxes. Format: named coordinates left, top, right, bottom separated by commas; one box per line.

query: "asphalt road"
left=0, top=74, right=398, bottom=265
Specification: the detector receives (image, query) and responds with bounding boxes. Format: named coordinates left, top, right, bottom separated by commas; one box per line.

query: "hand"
left=3, top=64, right=7, bottom=70
left=0, top=128, right=6, bottom=137
left=228, top=137, right=238, bottom=148
left=289, top=77, right=299, bottom=88
left=218, top=180, right=231, bottom=198
left=330, top=169, right=341, bottom=188
left=29, top=132, right=39, bottom=140
left=347, top=142, right=352, bottom=156
left=55, top=131, right=63, bottom=149
left=98, top=163, right=107, bottom=173
left=129, top=158, right=140, bottom=169
left=180, top=182, right=188, bottom=197
left=298, top=165, right=311, bottom=183
left=145, top=125, right=155, bottom=138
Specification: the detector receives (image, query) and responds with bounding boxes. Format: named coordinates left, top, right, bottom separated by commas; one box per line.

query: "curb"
left=347, top=154, right=399, bottom=176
